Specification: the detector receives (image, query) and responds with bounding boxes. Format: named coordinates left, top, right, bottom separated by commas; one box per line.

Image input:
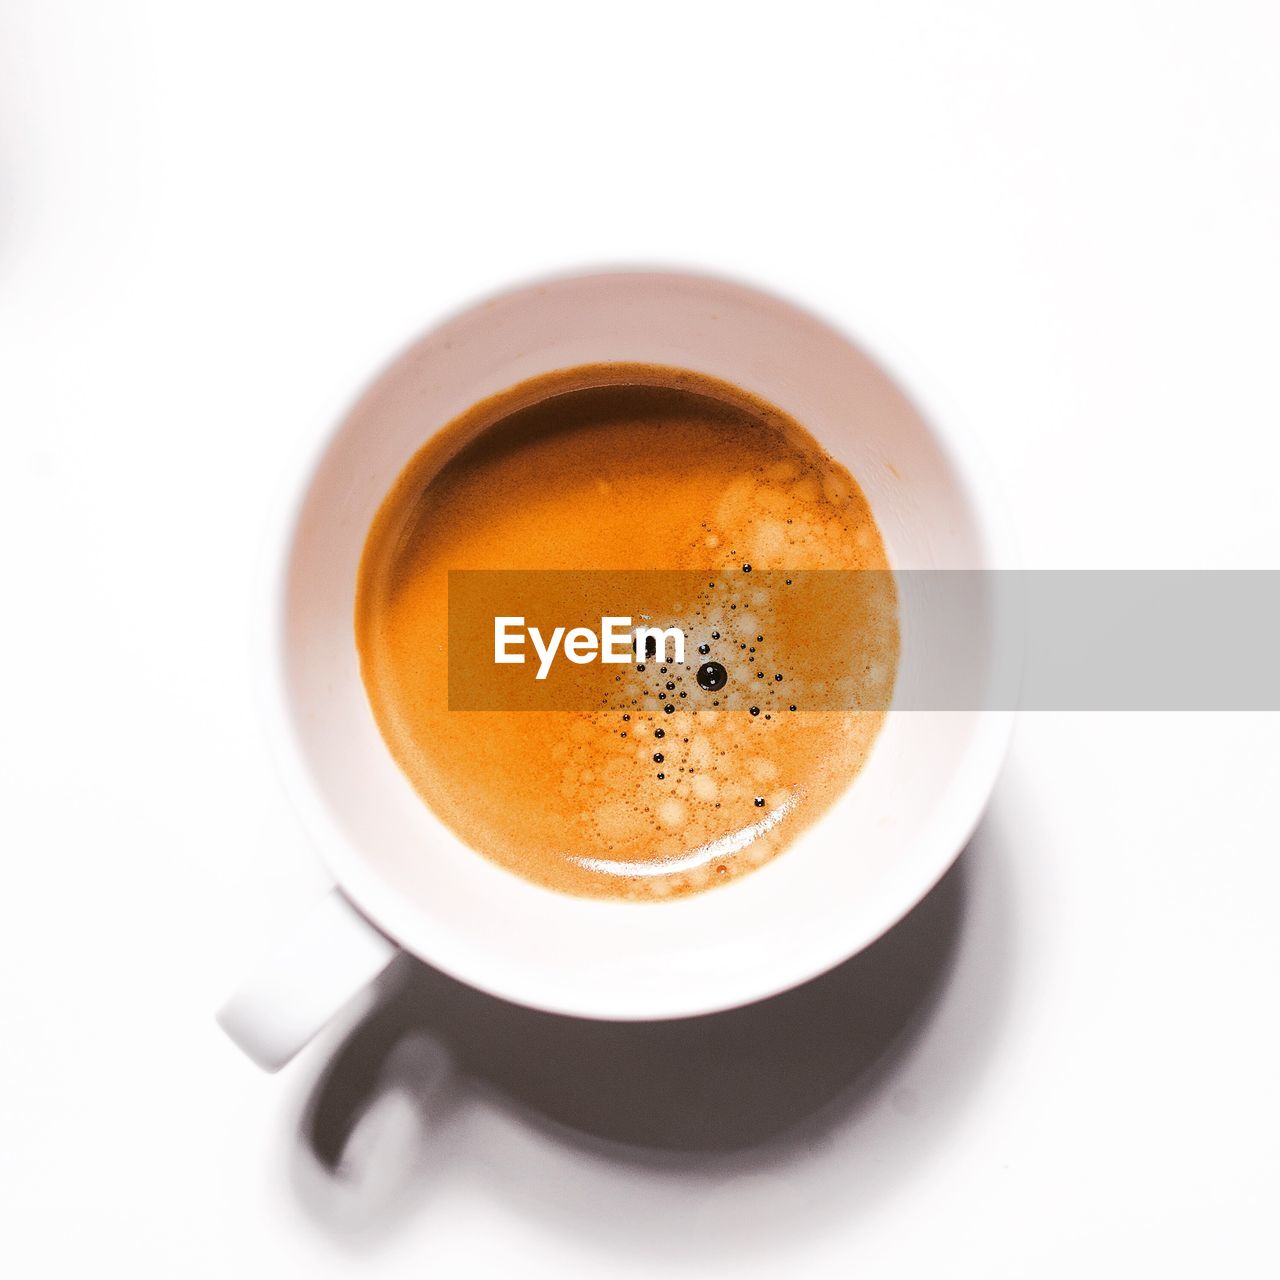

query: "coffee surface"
left=356, top=364, right=898, bottom=899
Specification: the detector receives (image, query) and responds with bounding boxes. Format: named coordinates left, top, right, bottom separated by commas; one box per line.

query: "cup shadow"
left=296, top=829, right=977, bottom=1172
left=288, top=803, right=1018, bottom=1254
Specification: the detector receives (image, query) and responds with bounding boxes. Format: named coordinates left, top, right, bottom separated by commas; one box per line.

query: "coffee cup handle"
left=217, top=889, right=398, bottom=1071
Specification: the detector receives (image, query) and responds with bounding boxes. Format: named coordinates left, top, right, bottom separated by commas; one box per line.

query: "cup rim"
left=255, top=265, right=1019, bottom=1021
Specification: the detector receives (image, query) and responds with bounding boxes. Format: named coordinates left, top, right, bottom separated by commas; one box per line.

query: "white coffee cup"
left=218, top=269, right=1016, bottom=1071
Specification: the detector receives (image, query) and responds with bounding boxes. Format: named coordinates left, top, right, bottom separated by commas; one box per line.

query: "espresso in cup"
left=355, top=364, right=898, bottom=900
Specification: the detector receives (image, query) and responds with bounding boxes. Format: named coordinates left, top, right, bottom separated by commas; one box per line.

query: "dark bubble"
left=697, top=643, right=710, bottom=655
left=665, top=681, right=675, bottom=691
left=789, top=704, right=797, bottom=712
left=622, top=714, right=630, bottom=721
left=774, top=673, right=783, bottom=681
left=679, top=691, right=688, bottom=698
left=749, top=706, right=760, bottom=716
left=637, top=663, right=646, bottom=673
left=711, top=631, right=720, bottom=640
left=742, top=564, right=752, bottom=573
left=696, top=661, right=728, bottom=692
left=653, top=753, right=664, bottom=763
left=657, top=773, right=665, bottom=780
left=754, top=796, right=765, bottom=807
left=757, top=671, right=764, bottom=678
left=636, top=634, right=657, bottom=660
left=663, top=704, right=675, bottom=714
left=757, top=635, right=764, bottom=642
left=655, top=728, right=665, bottom=739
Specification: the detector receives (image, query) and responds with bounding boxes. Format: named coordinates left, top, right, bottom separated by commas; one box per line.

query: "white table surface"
left=3, top=3, right=1277, bottom=1275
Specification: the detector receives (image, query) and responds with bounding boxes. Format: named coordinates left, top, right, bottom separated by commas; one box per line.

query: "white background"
left=2, top=2, right=1278, bottom=1275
